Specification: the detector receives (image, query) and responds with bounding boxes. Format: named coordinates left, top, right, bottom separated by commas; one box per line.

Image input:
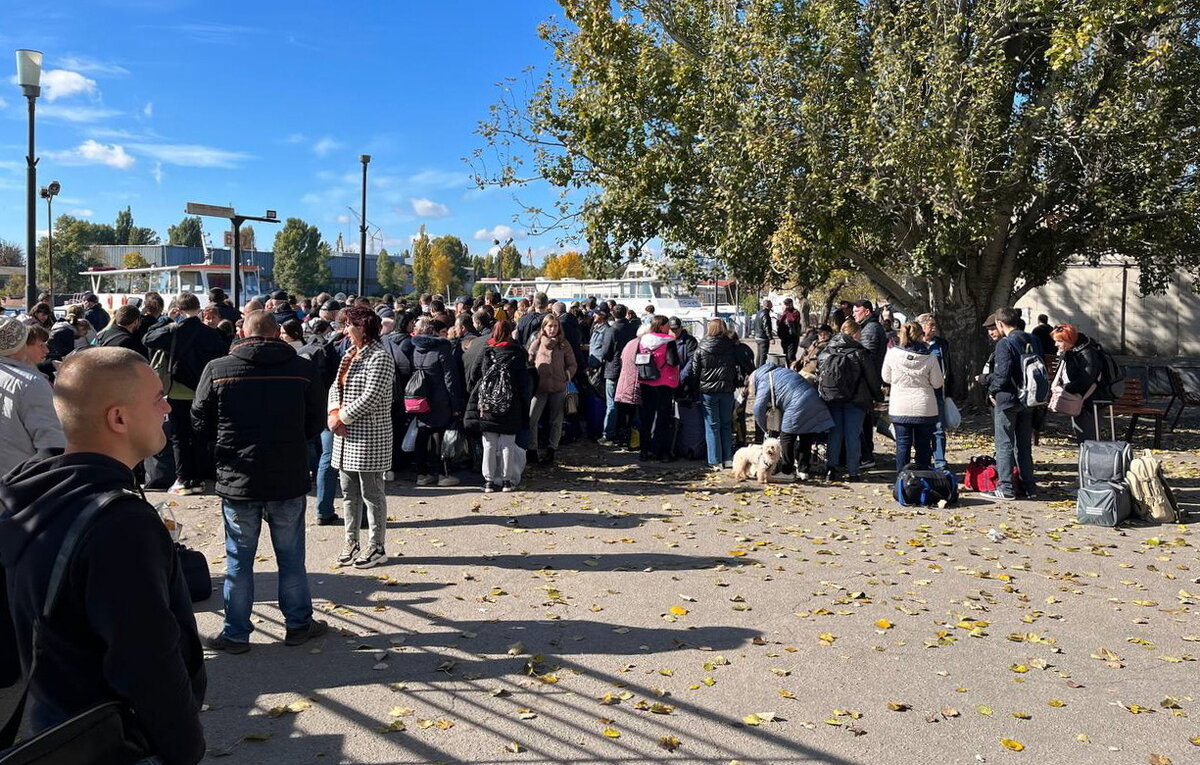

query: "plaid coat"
left=328, top=340, right=395, bottom=472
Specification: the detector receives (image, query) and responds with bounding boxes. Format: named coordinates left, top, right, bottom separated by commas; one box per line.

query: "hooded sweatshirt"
left=0, top=451, right=206, bottom=764
left=635, top=332, right=680, bottom=388
left=881, top=342, right=944, bottom=423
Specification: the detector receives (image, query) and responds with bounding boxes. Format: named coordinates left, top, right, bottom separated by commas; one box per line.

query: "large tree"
left=376, top=249, right=397, bottom=295
left=0, top=239, right=23, bottom=268
left=272, top=218, right=331, bottom=295
left=38, top=215, right=104, bottom=294
left=167, top=216, right=204, bottom=247
left=477, top=0, right=1200, bottom=392
left=410, top=226, right=433, bottom=294
left=429, top=235, right=471, bottom=295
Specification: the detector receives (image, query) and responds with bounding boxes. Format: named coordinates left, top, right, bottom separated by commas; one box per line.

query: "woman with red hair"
left=1050, top=323, right=1104, bottom=443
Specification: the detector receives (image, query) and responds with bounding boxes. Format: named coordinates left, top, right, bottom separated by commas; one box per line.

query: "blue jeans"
left=701, top=392, right=734, bottom=466
left=603, top=379, right=619, bottom=440
left=994, top=404, right=1036, bottom=496
left=933, top=394, right=947, bottom=469
left=828, top=403, right=866, bottom=475
left=221, top=496, right=312, bottom=643
left=314, top=429, right=337, bottom=518
left=894, top=421, right=935, bottom=473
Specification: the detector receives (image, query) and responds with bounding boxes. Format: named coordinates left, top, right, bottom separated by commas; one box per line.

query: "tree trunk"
left=936, top=299, right=993, bottom=406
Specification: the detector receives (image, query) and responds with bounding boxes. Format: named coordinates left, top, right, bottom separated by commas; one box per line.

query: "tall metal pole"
left=45, top=196, right=52, bottom=303
left=231, top=218, right=243, bottom=310
left=25, top=95, right=38, bottom=312
left=358, top=155, right=370, bottom=296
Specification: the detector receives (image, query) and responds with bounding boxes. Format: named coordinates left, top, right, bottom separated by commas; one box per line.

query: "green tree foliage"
left=273, top=218, right=330, bottom=295
left=38, top=215, right=103, bottom=294
left=168, top=216, right=204, bottom=247
left=376, top=249, right=396, bottom=295
left=112, top=206, right=157, bottom=245
left=478, top=0, right=1200, bottom=392
left=411, top=226, right=433, bottom=294
left=5, top=274, right=25, bottom=299
left=498, top=243, right=522, bottom=280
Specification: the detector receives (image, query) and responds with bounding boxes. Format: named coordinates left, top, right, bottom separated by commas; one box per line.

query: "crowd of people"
left=0, top=280, right=1119, bottom=763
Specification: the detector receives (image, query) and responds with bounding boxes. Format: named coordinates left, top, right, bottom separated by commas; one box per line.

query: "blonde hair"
left=898, top=321, right=924, bottom=347
left=706, top=318, right=728, bottom=338
left=839, top=319, right=860, bottom=335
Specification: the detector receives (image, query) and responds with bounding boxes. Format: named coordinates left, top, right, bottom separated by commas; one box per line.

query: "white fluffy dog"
left=732, top=438, right=782, bottom=484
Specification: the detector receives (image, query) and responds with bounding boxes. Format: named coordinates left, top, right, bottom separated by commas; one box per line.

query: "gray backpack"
left=1077, top=481, right=1132, bottom=527
left=1079, top=440, right=1132, bottom=486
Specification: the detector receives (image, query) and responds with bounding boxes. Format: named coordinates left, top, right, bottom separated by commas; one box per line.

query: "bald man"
left=0, top=348, right=207, bottom=763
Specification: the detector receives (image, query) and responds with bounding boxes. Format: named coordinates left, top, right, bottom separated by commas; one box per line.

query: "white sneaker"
left=437, top=475, right=460, bottom=487
left=384, top=471, right=396, bottom=482
left=352, top=545, right=387, bottom=569
left=416, top=474, right=435, bottom=486
left=797, top=472, right=810, bottom=481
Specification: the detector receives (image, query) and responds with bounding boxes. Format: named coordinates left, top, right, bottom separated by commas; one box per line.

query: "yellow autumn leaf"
left=875, top=619, right=894, bottom=629
left=669, top=606, right=689, bottom=616
left=1048, top=699, right=1066, bottom=708
left=1010, top=664, right=1030, bottom=673
left=658, top=735, right=682, bottom=752
left=602, top=728, right=621, bottom=738
left=778, top=689, right=796, bottom=699
left=378, top=719, right=406, bottom=733
left=818, top=633, right=836, bottom=645
left=1001, top=738, right=1025, bottom=751
left=977, top=705, right=994, bottom=716
left=1013, top=711, right=1032, bottom=720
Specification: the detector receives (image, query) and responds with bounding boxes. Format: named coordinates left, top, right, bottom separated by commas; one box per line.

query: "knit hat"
left=0, top=316, right=30, bottom=357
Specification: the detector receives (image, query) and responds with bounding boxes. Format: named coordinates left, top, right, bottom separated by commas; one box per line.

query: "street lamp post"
left=358, top=155, right=370, bottom=296
left=40, top=180, right=59, bottom=303
left=490, top=237, right=513, bottom=281
left=16, top=49, right=43, bottom=312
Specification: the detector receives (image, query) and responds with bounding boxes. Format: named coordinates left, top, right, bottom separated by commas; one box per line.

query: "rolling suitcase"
left=1076, top=481, right=1132, bottom=527
left=1079, top=440, right=1132, bottom=486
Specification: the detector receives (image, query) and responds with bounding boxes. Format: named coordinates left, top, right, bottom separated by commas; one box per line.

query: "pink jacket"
left=636, top=332, right=680, bottom=388
left=615, top=337, right=642, bottom=405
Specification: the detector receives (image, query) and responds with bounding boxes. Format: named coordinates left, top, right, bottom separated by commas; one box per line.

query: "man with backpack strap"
left=0, top=348, right=207, bottom=763
left=986, top=307, right=1044, bottom=500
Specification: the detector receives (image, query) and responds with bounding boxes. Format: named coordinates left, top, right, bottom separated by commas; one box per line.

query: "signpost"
left=184, top=203, right=278, bottom=307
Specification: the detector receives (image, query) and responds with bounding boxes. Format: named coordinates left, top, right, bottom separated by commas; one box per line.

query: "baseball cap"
left=322, top=300, right=343, bottom=312
left=82, top=292, right=97, bottom=302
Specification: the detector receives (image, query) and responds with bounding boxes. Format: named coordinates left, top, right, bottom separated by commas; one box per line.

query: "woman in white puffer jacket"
left=882, top=322, right=944, bottom=474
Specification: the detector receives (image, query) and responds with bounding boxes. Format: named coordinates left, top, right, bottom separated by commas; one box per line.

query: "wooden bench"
left=1164, top=365, right=1200, bottom=431
left=1107, top=378, right=1166, bottom=448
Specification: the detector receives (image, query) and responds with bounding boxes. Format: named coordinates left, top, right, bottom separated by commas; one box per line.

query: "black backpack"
left=477, top=349, right=513, bottom=416
left=1094, top=342, right=1125, bottom=401
left=817, top=349, right=860, bottom=403
left=895, top=464, right=959, bottom=507
left=404, top=368, right=432, bottom=413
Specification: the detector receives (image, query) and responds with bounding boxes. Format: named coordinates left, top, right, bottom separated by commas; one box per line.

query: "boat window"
left=208, top=272, right=230, bottom=291
left=243, top=271, right=260, bottom=295
left=155, top=270, right=175, bottom=294
left=129, top=271, right=150, bottom=293
left=179, top=270, right=203, bottom=294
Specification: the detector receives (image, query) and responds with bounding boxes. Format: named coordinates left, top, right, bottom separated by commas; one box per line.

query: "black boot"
left=545, top=448, right=556, bottom=467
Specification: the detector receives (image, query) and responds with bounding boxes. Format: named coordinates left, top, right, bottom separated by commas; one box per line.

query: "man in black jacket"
left=0, top=348, right=206, bottom=763
left=95, top=304, right=146, bottom=357
left=208, top=287, right=240, bottom=323
left=516, top=292, right=550, bottom=349
left=986, top=307, right=1042, bottom=500
left=852, top=299, right=887, bottom=470
left=81, top=292, right=110, bottom=333
left=754, top=300, right=774, bottom=367
left=192, top=311, right=327, bottom=653
left=144, top=293, right=229, bottom=496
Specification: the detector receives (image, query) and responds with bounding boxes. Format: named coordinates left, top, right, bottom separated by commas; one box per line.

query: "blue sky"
left=0, top=0, right=577, bottom=263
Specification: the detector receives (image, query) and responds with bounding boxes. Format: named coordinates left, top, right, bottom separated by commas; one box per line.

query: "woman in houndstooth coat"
left=327, top=306, right=394, bottom=569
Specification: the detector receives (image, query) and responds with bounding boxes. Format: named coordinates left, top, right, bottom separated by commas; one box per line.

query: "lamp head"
left=360, top=154, right=371, bottom=165
left=15, top=49, right=43, bottom=95
left=47, top=180, right=60, bottom=196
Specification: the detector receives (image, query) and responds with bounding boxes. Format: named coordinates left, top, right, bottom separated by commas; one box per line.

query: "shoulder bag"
left=765, top=370, right=783, bottom=433
left=0, top=490, right=151, bottom=764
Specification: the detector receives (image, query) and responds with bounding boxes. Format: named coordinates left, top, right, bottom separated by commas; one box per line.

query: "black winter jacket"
left=694, top=335, right=751, bottom=394
left=191, top=338, right=324, bottom=501
left=818, top=333, right=884, bottom=410
left=464, top=340, right=532, bottom=435
left=95, top=325, right=146, bottom=358
left=0, top=452, right=206, bottom=764
left=143, top=316, right=229, bottom=392
left=47, top=320, right=76, bottom=361
left=858, top=315, right=887, bottom=372
left=409, top=335, right=467, bottom=430
left=989, top=329, right=1043, bottom=410
left=1060, top=335, right=1103, bottom=398
left=606, top=318, right=637, bottom=380
left=84, top=304, right=110, bottom=333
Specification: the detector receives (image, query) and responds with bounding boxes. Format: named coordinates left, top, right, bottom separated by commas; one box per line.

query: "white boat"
left=476, top=266, right=737, bottom=325
left=77, top=263, right=263, bottom=312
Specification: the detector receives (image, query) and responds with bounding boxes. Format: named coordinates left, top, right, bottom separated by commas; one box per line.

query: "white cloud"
left=335, top=214, right=350, bottom=224
left=66, top=208, right=94, bottom=218
left=410, top=198, right=450, bottom=218
left=473, top=224, right=518, bottom=242
left=143, top=102, right=153, bottom=118
left=55, top=56, right=130, bottom=77
left=151, top=162, right=163, bottom=185
left=127, top=143, right=250, bottom=168
left=49, top=140, right=136, bottom=169
left=0, top=97, right=7, bottom=109
left=39, top=104, right=120, bottom=123
left=284, top=133, right=306, bottom=144
left=41, top=69, right=99, bottom=102
left=312, top=137, right=342, bottom=157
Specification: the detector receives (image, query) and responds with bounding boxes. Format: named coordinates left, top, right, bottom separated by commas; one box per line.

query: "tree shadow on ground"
left=387, top=511, right=670, bottom=531
left=197, top=574, right=864, bottom=765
